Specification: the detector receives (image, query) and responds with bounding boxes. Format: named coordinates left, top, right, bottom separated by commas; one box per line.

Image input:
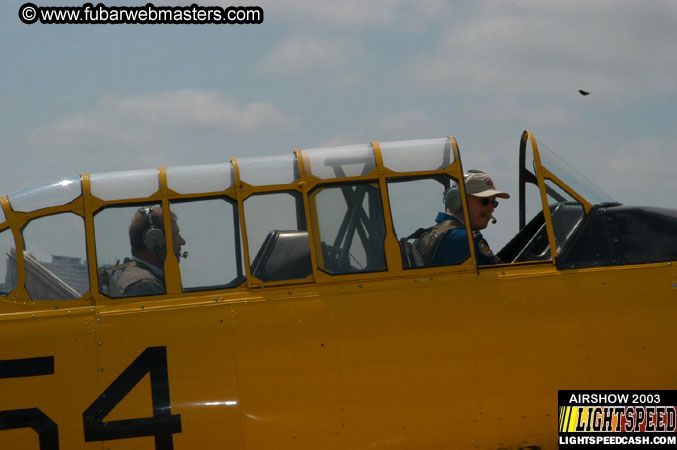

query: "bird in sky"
left=578, top=90, right=590, bottom=96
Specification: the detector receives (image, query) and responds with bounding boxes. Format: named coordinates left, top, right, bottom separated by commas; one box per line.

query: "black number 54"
left=0, top=346, right=182, bottom=450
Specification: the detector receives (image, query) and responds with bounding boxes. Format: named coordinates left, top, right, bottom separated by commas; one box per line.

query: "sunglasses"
left=479, top=198, right=499, bottom=208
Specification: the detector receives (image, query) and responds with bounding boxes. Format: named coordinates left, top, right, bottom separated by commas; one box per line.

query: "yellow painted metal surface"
left=0, top=307, right=99, bottom=449
left=1, top=133, right=675, bottom=449
left=93, top=298, right=242, bottom=450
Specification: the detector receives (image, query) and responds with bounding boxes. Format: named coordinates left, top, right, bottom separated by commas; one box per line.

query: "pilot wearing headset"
left=116, top=206, right=186, bottom=296
left=433, top=170, right=510, bottom=266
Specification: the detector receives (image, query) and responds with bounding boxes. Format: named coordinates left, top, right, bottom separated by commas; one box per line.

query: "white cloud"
left=373, top=110, right=447, bottom=139
left=257, top=33, right=365, bottom=85
left=20, top=90, right=300, bottom=185
left=101, top=90, right=293, bottom=132
left=29, top=89, right=296, bottom=145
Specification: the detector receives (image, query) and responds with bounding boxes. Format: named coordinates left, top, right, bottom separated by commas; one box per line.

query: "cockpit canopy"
left=0, top=131, right=674, bottom=305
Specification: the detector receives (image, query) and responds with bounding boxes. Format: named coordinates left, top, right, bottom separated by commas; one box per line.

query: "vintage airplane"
left=0, top=130, right=675, bottom=450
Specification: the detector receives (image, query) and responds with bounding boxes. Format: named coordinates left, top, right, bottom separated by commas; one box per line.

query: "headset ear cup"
left=143, top=227, right=165, bottom=253
left=445, top=184, right=462, bottom=212
left=139, top=207, right=165, bottom=253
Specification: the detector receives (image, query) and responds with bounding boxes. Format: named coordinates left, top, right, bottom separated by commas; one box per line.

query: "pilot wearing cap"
left=433, top=170, right=510, bottom=266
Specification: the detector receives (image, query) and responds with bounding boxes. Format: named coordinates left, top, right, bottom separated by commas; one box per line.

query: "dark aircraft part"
left=559, top=206, right=677, bottom=268
left=501, top=204, right=677, bottom=268
left=498, top=211, right=546, bottom=263
left=251, top=230, right=312, bottom=282
left=500, top=202, right=585, bottom=263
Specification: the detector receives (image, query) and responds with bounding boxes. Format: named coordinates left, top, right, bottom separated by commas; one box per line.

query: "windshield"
left=536, top=140, right=615, bottom=206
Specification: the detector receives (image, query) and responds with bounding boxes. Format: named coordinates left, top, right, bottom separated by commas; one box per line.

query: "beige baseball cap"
left=464, top=171, right=510, bottom=198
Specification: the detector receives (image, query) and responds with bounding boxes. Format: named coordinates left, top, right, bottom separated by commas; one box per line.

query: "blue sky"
left=2, top=0, right=676, bottom=248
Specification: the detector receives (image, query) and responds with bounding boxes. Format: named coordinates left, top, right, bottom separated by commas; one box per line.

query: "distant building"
left=3, top=251, right=89, bottom=299
left=41, top=255, right=89, bottom=295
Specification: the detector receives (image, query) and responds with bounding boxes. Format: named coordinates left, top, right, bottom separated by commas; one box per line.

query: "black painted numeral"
left=82, top=346, right=182, bottom=450
left=0, top=357, right=59, bottom=450
left=1, top=349, right=181, bottom=450
left=0, top=408, right=59, bottom=450
left=0, top=356, right=54, bottom=379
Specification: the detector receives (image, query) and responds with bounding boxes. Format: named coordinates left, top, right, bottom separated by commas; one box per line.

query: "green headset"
left=140, top=207, right=165, bottom=253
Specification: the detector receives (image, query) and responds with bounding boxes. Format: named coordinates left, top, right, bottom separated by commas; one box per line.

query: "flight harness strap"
left=97, top=260, right=139, bottom=297
left=406, top=220, right=464, bottom=266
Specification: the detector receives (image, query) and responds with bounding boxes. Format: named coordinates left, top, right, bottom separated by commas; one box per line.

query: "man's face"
left=170, top=217, right=186, bottom=259
left=466, top=194, right=496, bottom=231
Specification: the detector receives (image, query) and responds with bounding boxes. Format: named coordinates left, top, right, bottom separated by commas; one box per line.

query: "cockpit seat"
left=251, top=230, right=312, bottom=282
